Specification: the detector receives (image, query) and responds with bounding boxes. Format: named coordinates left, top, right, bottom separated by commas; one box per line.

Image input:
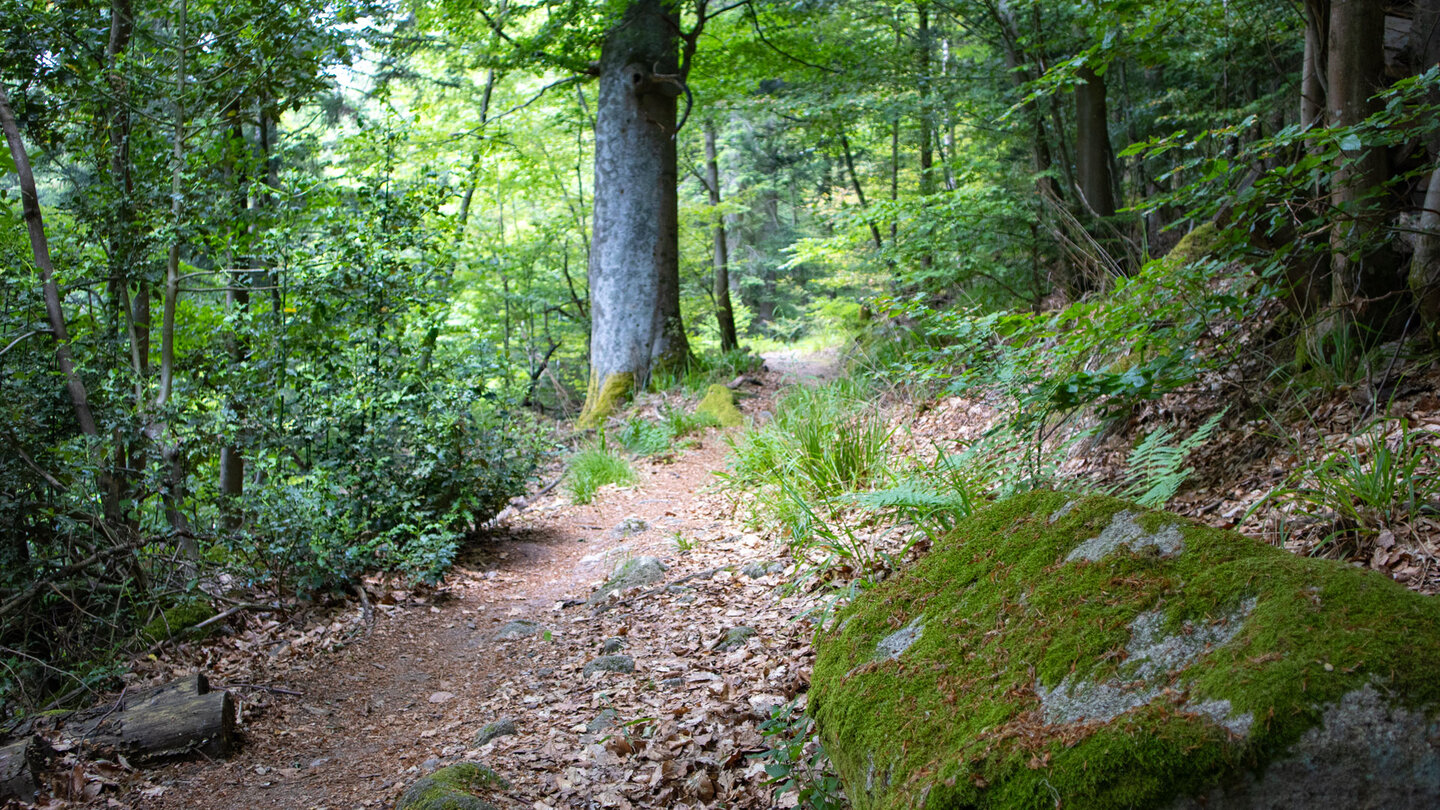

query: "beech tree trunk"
left=577, top=0, right=691, bottom=428
left=704, top=121, right=739, bottom=353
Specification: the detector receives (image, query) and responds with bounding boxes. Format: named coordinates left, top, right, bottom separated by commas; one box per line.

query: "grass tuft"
left=566, top=441, right=639, bottom=504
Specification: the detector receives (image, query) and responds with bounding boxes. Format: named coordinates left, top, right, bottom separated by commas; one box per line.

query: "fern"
left=1115, top=409, right=1226, bottom=507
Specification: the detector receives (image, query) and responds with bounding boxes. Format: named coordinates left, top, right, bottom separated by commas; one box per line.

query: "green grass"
left=613, top=406, right=722, bottom=459
left=566, top=443, right=639, bottom=504
left=1251, top=418, right=1440, bottom=551
left=727, top=378, right=891, bottom=498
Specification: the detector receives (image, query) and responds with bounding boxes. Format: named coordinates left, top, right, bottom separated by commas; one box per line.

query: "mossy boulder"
left=811, top=492, right=1440, bottom=810
left=396, top=762, right=508, bottom=810
left=697, top=384, right=743, bottom=427
left=140, top=602, right=218, bottom=642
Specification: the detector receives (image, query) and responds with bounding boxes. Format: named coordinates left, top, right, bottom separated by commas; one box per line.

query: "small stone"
left=608, top=516, right=649, bottom=539
left=600, top=637, right=626, bottom=654
left=718, top=626, right=757, bottom=652
left=589, top=556, right=668, bottom=603
left=474, top=718, right=518, bottom=746
left=583, top=655, right=636, bottom=677
left=586, top=708, right=619, bottom=733
left=661, top=677, right=685, bottom=690
left=741, top=562, right=768, bottom=579
left=495, top=620, right=543, bottom=640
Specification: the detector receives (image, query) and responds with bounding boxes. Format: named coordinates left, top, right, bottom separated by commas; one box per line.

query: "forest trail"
left=131, top=363, right=816, bottom=810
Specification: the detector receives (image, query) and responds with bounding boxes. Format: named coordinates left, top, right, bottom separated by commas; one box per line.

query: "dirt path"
left=128, top=370, right=814, bottom=810
left=760, top=346, right=842, bottom=385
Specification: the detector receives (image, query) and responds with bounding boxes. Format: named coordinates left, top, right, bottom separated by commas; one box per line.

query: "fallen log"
left=64, top=674, right=235, bottom=762
left=0, top=735, right=46, bottom=803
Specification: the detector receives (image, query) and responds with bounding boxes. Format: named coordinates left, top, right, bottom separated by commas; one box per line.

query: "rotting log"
left=64, top=674, right=235, bottom=762
left=0, top=735, right=47, bottom=803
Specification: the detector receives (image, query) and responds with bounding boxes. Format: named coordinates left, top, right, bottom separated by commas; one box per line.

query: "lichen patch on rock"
left=1065, top=508, right=1184, bottom=562
left=874, top=617, right=924, bottom=661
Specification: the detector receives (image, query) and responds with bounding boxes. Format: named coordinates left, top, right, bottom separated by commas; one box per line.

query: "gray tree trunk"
left=577, top=0, right=691, bottom=428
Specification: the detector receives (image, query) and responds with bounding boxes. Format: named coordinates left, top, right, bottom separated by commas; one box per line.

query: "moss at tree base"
left=696, top=384, right=743, bottom=427
left=811, top=492, right=1440, bottom=809
left=396, top=762, right=508, bottom=810
left=577, top=371, right=635, bottom=430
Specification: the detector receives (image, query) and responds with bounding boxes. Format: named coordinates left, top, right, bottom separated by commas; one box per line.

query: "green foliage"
left=662, top=405, right=721, bottom=438
left=727, top=379, right=891, bottom=498
left=1114, top=410, right=1227, bottom=508
left=1252, top=419, right=1440, bottom=550
left=755, top=699, right=846, bottom=810
left=566, top=438, right=639, bottom=505
left=615, top=418, right=672, bottom=457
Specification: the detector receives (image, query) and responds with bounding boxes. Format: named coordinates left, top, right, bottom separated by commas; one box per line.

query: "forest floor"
left=25, top=343, right=1440, bottom=810
left=92, top=352, right=842, bottom=810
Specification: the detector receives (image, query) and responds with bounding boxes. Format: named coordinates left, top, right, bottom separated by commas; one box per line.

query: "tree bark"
left=916, top=2, right=935, bottom=272
left=219, top=112, right=249, bottom=524
left=63, top=674, right=235, bottom=762
left=1074, top=65, right=1116, bottom=221
left=1301, top=0, right=1329, bottom=129
left=704, top=121, right=739, bottom=352
left=0, top=736, right=45, bottom=803
left=577, top=0, right=692, bottom=428
left=1325, top=0, right=1396, bottom=340
left=839, top=129, right=884, bottom=250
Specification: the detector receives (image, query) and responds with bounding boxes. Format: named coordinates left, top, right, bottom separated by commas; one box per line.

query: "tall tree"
left=704, top=119, right=740, bottom=352
left=576, top=0, right=693, bottom=427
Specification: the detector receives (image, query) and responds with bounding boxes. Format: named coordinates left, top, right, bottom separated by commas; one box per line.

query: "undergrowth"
left=566, top=436, right=639, bottom=504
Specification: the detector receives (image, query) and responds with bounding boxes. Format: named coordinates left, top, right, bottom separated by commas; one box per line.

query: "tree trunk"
left=577, top=0, right=691, bottom=428
left=0, top=737, right=45, bottom=803
left=219, top=113, right=248, bottom=526
left=704, top=121, right=739, bottom=353
left=916, top=3, right=934, bottom=272
left=63, top=674, right=235, bottom=763
left=1325, top=0, right=1397, bottom=341
left=0, top=85, right=102, bottom=443
left=1301, top=0, right=1329, bottom=129
left=1074, top=65, right=1116, bottom=221
left=839, top=128, right=884, bottom=250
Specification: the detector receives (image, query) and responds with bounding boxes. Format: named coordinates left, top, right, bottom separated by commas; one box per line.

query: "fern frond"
left=1116, top=409, right=1226, bottom=507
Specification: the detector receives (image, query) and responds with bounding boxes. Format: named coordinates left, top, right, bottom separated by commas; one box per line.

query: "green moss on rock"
left=696, top=384, right=743, bottom=427
left=1165, top=222, right=1222, bottom=267
left=810, top=492, right=1440, bottom=809
left=577, top=371, right=635, bottom=430
left=396, top=762, right=508, bottom=810
left=141, top=602, right=217, bottom=642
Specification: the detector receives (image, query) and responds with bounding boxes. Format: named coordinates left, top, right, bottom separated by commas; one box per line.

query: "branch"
left=742, top=0, right=842, bottom=75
